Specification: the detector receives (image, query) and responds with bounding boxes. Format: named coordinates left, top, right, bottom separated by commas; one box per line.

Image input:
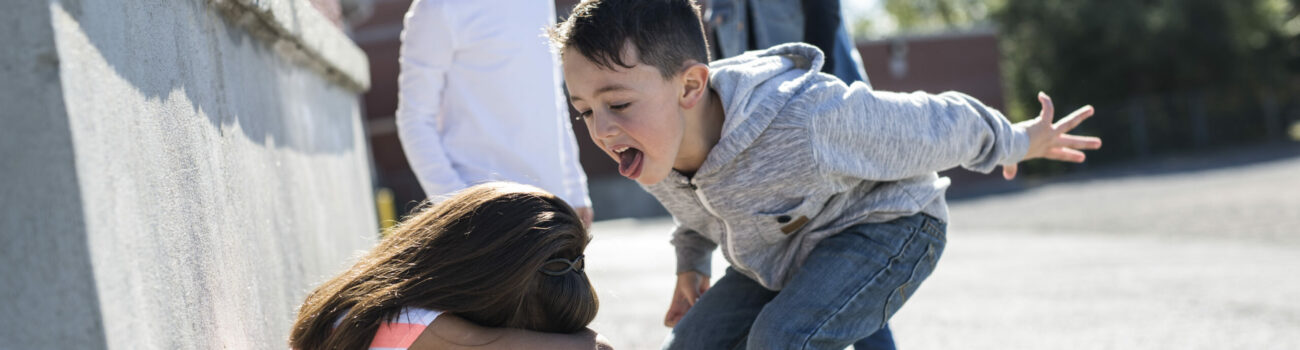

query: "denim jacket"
left=707, top=0, right=869, bottom=85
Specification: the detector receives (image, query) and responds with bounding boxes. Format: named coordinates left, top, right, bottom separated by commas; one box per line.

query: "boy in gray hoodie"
left=552, top=0, right=1102, bottom=349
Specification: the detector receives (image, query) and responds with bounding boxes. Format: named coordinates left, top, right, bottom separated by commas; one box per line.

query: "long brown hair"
left=289, top=182, right=599, bottom=349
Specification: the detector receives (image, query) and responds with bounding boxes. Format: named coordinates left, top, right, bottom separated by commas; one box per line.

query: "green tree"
left=995, top=0, right=1293, bottom=164
left=867, top=0, right=1295, bottom=167
left=998, top=0, right=1288, bottom=103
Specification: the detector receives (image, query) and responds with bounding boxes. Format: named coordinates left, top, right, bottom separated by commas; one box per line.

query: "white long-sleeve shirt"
left=396, top=0, right=590, bottom=207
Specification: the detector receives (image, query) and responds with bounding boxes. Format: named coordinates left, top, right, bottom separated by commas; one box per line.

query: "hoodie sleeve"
left=804, top=78, right=1030, bottom=181
left=555, top=98, right=592, bottom=209
left=670, top=226, right=716, bottom=276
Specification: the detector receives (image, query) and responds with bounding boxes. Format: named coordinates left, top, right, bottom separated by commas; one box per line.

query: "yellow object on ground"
left=1289, top=120, right=1300, bottom=142
left=376, top=187, right=397, bottom=237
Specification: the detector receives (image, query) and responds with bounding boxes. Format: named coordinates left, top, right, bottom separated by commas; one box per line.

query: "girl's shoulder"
left=409, top=314, right=609, bottom=350
left=369, top=307, right=443, bottom=349
left=393, top=307, right=443, bottom=326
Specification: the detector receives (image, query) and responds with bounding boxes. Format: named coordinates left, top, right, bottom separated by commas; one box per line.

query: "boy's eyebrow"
left=569, top=84, right=632, bottom=102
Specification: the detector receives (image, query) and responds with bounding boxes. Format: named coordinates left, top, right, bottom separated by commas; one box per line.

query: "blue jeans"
left=663, top=214, right=946, bottom=350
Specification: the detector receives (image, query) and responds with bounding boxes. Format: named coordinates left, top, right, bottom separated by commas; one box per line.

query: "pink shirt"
left=333, top=307, right=442, bottom=350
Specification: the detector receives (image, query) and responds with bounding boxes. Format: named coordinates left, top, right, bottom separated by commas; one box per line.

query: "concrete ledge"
left=210, top=0, right=370, bottom=91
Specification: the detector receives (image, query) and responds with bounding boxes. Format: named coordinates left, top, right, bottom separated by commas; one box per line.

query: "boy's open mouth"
left=614, top=146, right=643, bottom=179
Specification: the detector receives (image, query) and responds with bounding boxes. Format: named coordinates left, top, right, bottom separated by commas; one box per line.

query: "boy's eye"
left=576, top=110, right=593, bottom=120
left=610, top=103, right=630, bottom=110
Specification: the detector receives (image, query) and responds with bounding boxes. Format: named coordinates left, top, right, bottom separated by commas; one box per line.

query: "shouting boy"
left=551, top=0, right=1101, bottom=348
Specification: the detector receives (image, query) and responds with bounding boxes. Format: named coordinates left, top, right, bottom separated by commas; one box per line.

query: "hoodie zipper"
left=688, top=180, right=758, bottom=281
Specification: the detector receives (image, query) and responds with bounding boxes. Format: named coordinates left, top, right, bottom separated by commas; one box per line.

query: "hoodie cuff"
left=676, top=245, right=713, bottom=276
left=1002, top=125, right=1032, bottom=166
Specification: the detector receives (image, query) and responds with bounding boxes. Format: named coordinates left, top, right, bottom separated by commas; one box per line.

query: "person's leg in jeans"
left=663, top=268, right=897, bottom=350
left=747, top=214, right=947, bottom=350
left=662, top=267, right=777, bottom=350
left=854, top=324, right=895, bottom=350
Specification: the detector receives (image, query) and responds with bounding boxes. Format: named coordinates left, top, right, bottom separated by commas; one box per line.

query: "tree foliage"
left=994, top=0, right=1295, bottom=165
left=883, top=0, right=999, bottom=33
left=997, top=0, right=1291, bottom=106
left=879, top=0, right=1298, bottom=166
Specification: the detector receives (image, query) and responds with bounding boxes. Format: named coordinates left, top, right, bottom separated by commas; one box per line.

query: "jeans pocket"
left=881, top=240, right=941, bottom=326
left=917, top=214, right=948, bottom=244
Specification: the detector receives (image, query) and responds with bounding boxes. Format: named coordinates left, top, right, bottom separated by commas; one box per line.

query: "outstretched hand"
left=1002, top=92, right=1103, bottom=179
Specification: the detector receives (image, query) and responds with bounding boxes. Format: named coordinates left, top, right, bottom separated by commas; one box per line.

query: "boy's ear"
left=678, top=62, right=710, bottom=110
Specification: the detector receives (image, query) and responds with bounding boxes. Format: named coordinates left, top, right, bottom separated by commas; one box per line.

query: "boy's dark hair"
left=550, top=0, right=711, bottom=79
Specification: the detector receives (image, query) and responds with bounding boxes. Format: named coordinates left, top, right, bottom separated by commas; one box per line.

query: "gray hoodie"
left=641, top=43, right=1029, bottom=290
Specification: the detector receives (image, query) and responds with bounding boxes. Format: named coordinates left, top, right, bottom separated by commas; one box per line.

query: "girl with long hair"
left=290, top=182, right=608, bottom=349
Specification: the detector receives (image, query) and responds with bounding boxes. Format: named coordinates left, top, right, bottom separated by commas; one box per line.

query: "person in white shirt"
left=396, top=0, right=593, bottom=226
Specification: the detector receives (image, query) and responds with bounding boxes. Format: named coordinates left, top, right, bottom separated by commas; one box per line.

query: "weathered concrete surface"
left=584, top=146, right=1300, bottom=349
left=0, top=0, right=105, bottom=348
left=1, top=0, right=375, bottom=348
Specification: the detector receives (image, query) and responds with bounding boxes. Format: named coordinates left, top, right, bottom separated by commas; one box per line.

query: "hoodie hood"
left=698, top=43, right=826, bottom=176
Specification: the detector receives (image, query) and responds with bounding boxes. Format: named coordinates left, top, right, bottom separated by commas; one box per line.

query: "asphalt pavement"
left=583, top=145, right=1300, bottom=350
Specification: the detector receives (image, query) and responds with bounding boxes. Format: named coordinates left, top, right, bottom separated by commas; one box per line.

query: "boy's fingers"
left=1002, top=164, right=1018, bottom=180
left=664, top=309, right=681, bottom=327
left=1058, top=134, right=1102, bottom=150
left=1038, top=92, right=1055, bottom=123
left=665, top=308, right=681, bottom=326
left=1046, top=147, right=1087, bottom=162
left=664, top=297, right=688, bottom=327
left=663, top=303, right=674, bottom=326
left=1053, top=105, right=1095, bottom=133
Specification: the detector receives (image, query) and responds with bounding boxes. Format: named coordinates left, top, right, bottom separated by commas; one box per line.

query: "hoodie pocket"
left=753, top=197, right=821, bottom=243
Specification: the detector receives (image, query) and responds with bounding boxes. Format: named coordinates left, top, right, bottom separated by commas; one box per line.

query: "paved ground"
left=582, top=145, right=1300, bottom=350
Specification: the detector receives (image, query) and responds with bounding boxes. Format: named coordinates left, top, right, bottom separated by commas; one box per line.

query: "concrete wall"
left=0, top=0, right=106, bottom=348
left=1, top=0, right=376, bottom=348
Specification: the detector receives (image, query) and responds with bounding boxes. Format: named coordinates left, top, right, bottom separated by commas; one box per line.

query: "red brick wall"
left=856, top=31, right=1005, bottom=110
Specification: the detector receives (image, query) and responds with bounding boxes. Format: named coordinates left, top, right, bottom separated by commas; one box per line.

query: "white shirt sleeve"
left=545, top=17, right=591, bottom=208
left=556, top=110, right=591, bottom=208
left=395, top=0, right=468, bottom=198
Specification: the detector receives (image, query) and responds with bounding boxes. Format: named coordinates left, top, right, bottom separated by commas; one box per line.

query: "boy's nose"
left=591, top=112, right=620, bottom=139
